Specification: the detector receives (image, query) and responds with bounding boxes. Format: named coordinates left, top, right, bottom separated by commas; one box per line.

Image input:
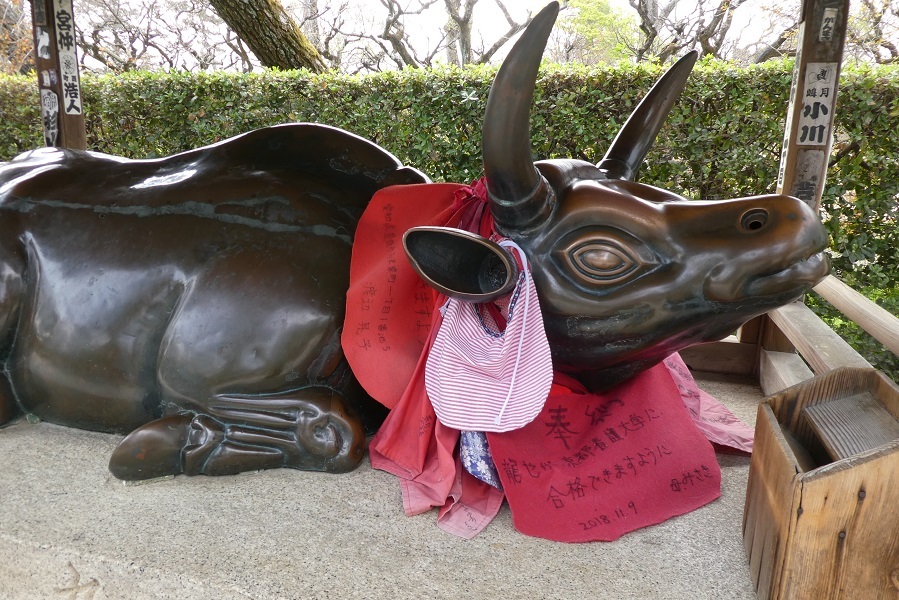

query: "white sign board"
left=53, top=0, right=82, bottom=116
left=795, top=62, right=838, bottom=147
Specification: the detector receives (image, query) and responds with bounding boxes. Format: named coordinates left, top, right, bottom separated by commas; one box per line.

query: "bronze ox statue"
left=0, top=2, right=829, bottom=480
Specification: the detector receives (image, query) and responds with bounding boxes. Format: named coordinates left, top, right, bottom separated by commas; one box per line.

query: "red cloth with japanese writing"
left=342, top=182, right=491, bottom=409
left=486, top=363, right=722, bottom=542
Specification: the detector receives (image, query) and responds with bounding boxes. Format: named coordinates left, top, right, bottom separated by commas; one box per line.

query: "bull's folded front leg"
left=203, top=386, right=366, bottom=474
left=108, top=386, right=365, bottom=480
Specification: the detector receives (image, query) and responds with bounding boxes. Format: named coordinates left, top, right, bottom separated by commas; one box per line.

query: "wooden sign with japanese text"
left=777, top=0, right=849, bottom=211
left=29, top=0, right=85, bottom=149
left=343, top=183, right=482, bottom=408
left=53, top=0, right=82, bottom=116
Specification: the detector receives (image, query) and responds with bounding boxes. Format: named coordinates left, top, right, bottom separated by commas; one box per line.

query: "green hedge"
left=1, top=61, right=897, bottom=376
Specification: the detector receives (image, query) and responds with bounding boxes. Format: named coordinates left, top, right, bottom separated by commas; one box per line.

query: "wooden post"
left=30, top=0, right=86, bottom=150
left=741, top=0, right=849, bottom=373
left=776, top=0, right=850, bottom=213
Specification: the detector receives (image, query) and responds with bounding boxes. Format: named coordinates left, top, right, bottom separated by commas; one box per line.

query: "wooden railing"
left=681, top=275, right=899, bottom=395
left=812, top=275, right=899, bottom=357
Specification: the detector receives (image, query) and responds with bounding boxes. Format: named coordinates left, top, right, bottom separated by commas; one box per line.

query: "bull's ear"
left=403, top=226, right=519, bottom=303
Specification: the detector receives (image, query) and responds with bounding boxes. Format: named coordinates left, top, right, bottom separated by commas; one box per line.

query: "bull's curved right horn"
left=597, top=51, right=698, bottom=181
left=482, top=2, right=559, bottom=234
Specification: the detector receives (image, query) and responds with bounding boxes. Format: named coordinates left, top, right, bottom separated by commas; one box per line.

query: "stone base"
left=0, top=374, right=759, bottom=600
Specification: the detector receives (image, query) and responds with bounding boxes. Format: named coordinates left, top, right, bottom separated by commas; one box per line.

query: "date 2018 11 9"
left=579, top=501, right=638, bottom=530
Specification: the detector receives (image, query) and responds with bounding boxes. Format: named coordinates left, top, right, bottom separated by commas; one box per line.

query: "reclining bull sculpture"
left=0, top=2, right=829, bottom=480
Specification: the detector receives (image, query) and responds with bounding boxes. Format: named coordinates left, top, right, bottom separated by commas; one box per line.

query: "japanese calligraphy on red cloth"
left=343, top=183, right=485, bottom=408
left=486, top=363, right=721, bottom=542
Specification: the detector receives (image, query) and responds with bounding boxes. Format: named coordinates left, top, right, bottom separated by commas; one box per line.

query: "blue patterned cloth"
left=460, top=430, right=503, bottom=490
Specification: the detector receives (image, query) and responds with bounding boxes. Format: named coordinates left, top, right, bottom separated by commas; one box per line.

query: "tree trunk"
left=207, top=0, right=327, bottom=72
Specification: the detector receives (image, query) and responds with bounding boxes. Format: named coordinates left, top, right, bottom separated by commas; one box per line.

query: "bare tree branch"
left=70, top=0, right=538, bottom=73
left=846, top=0, right=899, bottom=64
left=751, top=22, right=798, bottom=63
left=207, top=0, right=327, bottom=71
left=471, top=0, right=530, bottom=64
left=627, top=0, right=751, bottom=62
left=76, top=0, right=262, bottom=72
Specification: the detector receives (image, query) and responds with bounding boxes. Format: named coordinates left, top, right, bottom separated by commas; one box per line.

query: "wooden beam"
left=759, top=349, right=815, bottom=396
left=747, top=0, right=852, bottom=384
left=767, top=302, right=871, bottom=373
left=737, top=315, right=764, bottom=344
left=813, top=275, right=899, bottom=356
left=680, top=339, right=757, bottom=376
left=760, top=316, right=797, bottom=353
left=30, top=0, right=86, bottom=149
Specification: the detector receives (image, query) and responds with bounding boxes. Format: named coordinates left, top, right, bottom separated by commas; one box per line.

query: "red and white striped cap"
left=425, top=241, right=553, bottom=432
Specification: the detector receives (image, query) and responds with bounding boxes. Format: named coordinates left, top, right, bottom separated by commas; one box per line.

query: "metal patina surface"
left=0, top=2, right=828, bottom=480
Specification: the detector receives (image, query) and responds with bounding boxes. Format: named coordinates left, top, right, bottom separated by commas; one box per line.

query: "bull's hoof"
left=109, top=413, right=215, bottom=480
left=299, top=388, right=367, bottom=473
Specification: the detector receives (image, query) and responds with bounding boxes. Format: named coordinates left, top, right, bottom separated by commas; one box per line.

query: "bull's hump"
left=0, top=124, right=426, bottom=230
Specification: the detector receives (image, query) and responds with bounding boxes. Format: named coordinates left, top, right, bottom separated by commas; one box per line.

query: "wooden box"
left=743, top=367, right=899, bottom=600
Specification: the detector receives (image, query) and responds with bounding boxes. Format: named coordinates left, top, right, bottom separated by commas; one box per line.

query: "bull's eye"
left=555, top=228, right=660, bottom=291
left=569, top=240, right=646, bottom=283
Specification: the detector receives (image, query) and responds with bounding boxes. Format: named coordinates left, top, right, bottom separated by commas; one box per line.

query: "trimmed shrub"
left=1, top=61, right=897, bottom=376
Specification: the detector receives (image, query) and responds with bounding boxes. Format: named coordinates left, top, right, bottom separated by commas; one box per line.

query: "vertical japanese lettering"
left=795, top=63, right=838, bottom=148
left=818, top=7, right=839, bottom=42
left=52, top=0, right=82, bottom=116
left=33, top=0, right=48, bottom=26
left=40, top=89, right=59, bottom=146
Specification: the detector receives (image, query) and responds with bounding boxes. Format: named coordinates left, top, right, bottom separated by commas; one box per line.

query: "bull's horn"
left=482, top=1, right=559, bottom=234
left=597, top=51, right=698, bottom=181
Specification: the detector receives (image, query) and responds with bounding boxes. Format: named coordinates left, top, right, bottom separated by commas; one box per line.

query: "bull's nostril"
left=741, top=209, right=769, bottom=232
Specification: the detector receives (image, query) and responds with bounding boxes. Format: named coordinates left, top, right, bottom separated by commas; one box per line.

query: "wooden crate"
left=743, top=367, right=899, bottom=600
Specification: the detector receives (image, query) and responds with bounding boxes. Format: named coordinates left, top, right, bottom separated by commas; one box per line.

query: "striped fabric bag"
left=424, top=240, right=553, bottom=433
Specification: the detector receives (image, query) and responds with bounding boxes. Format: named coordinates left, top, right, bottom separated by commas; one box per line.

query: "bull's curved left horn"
left=482, top=2, right=559, bottom=234
left=597, top=51, right=698, bottom=181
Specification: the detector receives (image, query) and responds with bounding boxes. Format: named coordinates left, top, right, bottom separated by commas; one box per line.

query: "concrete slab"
left=0, top=373, right=762, bottom=600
